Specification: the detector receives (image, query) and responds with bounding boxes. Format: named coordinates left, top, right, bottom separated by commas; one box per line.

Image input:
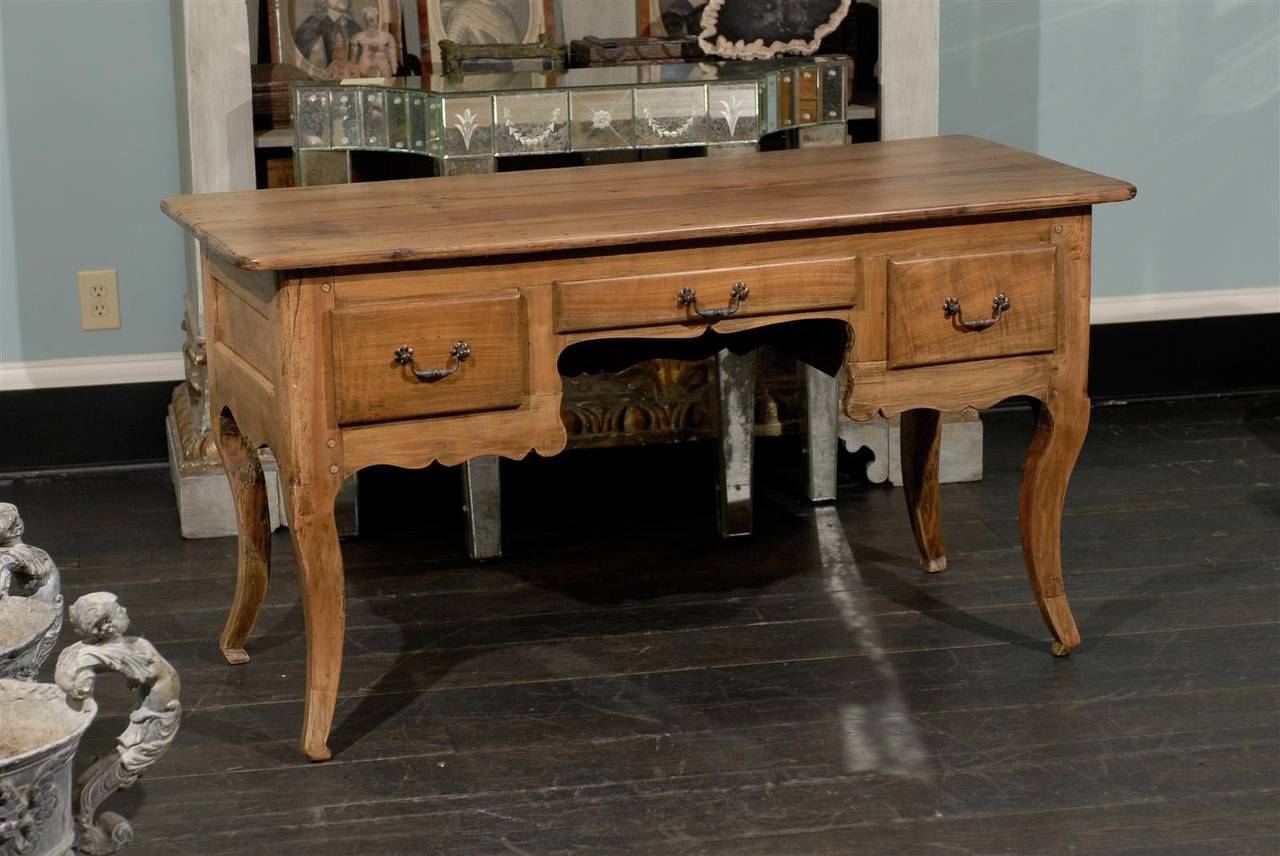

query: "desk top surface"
left=163, top=135, right=1135, bottom=272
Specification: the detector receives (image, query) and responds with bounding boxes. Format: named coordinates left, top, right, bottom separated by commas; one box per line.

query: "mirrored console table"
left=291, top=57, right=853, bottom=170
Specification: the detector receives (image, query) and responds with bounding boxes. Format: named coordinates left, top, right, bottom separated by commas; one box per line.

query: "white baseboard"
left=1091, top=286, right=1279, bottom=325
left=0, top=352, right=184, bottom=392
left=0, top=289, right=1275, bottom=391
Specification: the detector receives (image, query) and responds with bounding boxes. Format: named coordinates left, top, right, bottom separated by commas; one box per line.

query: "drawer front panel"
left=887, top=247, right=1057, bottom=369
left=333, top=291, right=526, bottom=425
left=555, top=257, right=857, bottom=334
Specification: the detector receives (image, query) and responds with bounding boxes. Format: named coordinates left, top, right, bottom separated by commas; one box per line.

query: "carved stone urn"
left=0, top=593, right=181, bottom=856
left=0, top=503, right=63, bottom=681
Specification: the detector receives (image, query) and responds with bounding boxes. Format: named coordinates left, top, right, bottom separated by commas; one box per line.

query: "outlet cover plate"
left=78, top=269, right=120, bottom=330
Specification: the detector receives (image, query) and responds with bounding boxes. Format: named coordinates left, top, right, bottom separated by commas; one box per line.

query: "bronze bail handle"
left=942, top=292, right=1011, bottom=331
left=677, top=281, right=750, bottom=321
left=393, top=341, right=471, bottom=382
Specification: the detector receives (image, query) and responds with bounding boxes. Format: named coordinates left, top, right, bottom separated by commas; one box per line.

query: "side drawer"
left=554, top=257, right=857, bottom=334
left=332, top=291, right=526, bottom=425
left=886, top=246, right=1057, bottom=369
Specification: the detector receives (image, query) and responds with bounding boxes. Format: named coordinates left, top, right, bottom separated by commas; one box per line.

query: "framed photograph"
left=417, top=0, right=557, bottom=74
left=270, top=0, right=402, bottom=80
left=636, top=0, right=709, bottom=38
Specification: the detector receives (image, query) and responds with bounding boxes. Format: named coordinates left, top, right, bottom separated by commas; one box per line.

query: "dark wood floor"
left=4, top=395, right=1278, bottom=855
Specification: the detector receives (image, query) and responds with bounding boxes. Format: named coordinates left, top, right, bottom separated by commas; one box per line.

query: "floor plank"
left=4, top=394, right=1278, bottom=854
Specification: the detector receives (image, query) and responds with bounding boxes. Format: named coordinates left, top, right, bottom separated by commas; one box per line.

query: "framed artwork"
left=636, top=0, right=709, bottom=38
left=270, top=0, right=403, bottom=79
left=417, top=0, right=558, bottom=74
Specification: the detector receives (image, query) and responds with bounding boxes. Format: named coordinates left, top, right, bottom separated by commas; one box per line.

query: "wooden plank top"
left=162, top=135, right=1135, bottom=272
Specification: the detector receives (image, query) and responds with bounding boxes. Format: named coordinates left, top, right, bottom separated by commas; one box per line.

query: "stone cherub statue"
left=55, top=593, right=182, bottom=856
left=0, top=502, right=63, bottom=680
left=0, top=501, right=61, bottom=605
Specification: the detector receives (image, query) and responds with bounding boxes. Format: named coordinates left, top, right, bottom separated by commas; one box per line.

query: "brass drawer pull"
left=677, top=281, right=749, bottom=320
left=393, top=341, right=470, bottom=382
left=942, top=292, right=1010, bottom=331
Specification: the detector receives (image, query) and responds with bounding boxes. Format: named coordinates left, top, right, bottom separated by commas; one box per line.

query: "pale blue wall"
left=941, top=0, right=1280, bottom=300
left=1, top=1, right=1274, bottom=366
left=0, top=2, right=18, bottom=362
left=0, top=0, right=187, bottom=363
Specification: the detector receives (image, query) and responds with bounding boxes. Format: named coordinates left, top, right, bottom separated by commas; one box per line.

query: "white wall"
left=942, top=0, right=1280, bottom=319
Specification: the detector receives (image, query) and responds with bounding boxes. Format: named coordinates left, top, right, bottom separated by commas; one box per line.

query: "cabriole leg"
left=900, top=408, right=947, bottom=573
left=1019, top=393, right=1088, bottom=655
left=281, top=478, right=346, bottom=761
left=214, top=408, right=271, bottom=665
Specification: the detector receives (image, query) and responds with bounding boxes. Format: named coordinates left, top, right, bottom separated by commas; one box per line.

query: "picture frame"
left=416, top=0, right=558, bottom=75
left=269, top=0, right=403, bottom=80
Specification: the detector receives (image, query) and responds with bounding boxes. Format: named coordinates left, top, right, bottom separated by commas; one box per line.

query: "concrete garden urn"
left=0, top=592, right=180, bottom=856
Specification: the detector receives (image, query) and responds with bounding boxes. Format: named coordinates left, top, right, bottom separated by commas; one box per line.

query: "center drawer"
left=332, top=291, right=527, bottom=425
left=554, top=257, right=857, bottom=334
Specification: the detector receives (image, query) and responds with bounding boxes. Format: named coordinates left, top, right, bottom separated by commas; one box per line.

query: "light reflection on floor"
left=814, top=505, right=930, bottom=777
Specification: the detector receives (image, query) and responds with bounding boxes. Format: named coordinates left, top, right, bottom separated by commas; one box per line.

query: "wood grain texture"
left=332, top=291, right=528, bottom=425
left=554, top=257, right=858, bottom=334
left=900, top=408, right=946, bottom=572
left=272, top=273, right=349, bottom=761
left=887, top=246, right=1057, bottom=369
left=202, top=255, right=278, bottom=455
left=331, top=216, right=1059, bottom=304
left=206, top=251, right=276, bottom=306
left=174, top=142, right=1134, bottom=759
left=341, top=392, right=567, bottom=474
left=1018, top=214, right=1092, bottom=656
left=161, top=136, right=1134, bottom=271
left=845, top=355, right=1055, bottom=422
left=212, top=280, right=274, bottom=374
left=207, top=342, right=276, bottom=453
left=852, top=256, right=887, bottom=362
left=214, top=408, right=270, bottom=666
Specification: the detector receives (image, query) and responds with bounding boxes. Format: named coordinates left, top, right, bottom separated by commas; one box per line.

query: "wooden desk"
left=163, top=135, right=1135, bottom=761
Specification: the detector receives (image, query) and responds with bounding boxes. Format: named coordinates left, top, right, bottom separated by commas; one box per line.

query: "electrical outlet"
left=78, top=270, right=120, bottom=330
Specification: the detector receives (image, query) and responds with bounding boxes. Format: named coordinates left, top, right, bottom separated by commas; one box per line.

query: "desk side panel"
left=203, top=249, right=280, bottom=451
